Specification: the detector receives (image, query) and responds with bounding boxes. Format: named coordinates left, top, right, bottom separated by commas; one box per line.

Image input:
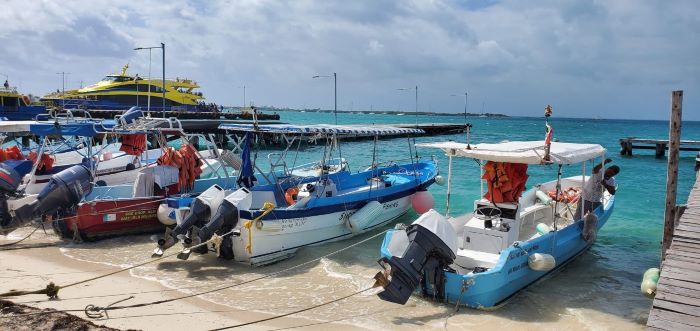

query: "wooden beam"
left=663, top=90, right=683, bottom=260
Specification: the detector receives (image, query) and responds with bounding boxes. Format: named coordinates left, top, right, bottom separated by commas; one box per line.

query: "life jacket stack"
left=27, top=150, right=54, bottom=174
left=156, top=144, right=203, bottom=192
left=120, top=134, right=147, bottom=156
left=482, top=161, right=528, bottom=203
left=0, top=146, right=25, bottom=162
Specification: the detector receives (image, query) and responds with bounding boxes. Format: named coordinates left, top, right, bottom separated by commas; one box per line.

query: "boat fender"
left=285, top=187, right=300, bottom=206
left=528, top=253, right=555, bottom=272
left=412, top=190, right=434, bottom=214
left=535, top=223, right=552, bottom=236
left=434, top=175, right=446, bottom=186
left=582, top=212, right=598, bottom=242
left=535, top=190, right=552, bottom=205
left=157, top=204, right=178, bottom=226
left=348, top=200, right=384, bottom=234
left=640, top=267, right=660, bottom=298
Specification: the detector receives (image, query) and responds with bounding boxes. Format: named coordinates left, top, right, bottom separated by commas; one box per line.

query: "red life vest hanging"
left=120, top=134, right=147, bottom=156
left=482, top=161, right=529, bottom=203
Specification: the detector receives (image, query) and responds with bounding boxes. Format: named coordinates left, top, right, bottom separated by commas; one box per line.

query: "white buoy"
left=535, top=223, right=552, bottom=236
left=528, top=253, right=556, bottom=271
left=435, top=175, right=446, bottom=186
left=535, top=190, right=552, bottom=205
left=348, top=201, right=384, bottom=233
left=641, top=267, right=660, bottom=298
left=157, top=204, right=177, bottom=226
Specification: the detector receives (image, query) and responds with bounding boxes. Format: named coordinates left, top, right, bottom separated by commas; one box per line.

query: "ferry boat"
left=0, top=85, right=46, bottom=120
left=41, top=64, right=206, bottom=111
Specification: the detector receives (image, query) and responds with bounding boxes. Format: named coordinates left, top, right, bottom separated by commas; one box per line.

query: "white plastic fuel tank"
left=528, top=253, right=555, bottom=271
left=347, top=200, right=384, bottom=233
left=157, top=204, right=177, bottom=226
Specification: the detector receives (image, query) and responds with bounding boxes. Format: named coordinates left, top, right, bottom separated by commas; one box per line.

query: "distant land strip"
left=228, top=106, right=508, bottom=118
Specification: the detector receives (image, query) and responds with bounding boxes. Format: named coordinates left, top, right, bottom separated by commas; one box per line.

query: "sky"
left=0, top=0, right=698, bottom=120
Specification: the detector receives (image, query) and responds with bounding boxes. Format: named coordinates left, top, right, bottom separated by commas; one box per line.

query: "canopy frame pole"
left=581, top=160, right=586, bottom=221
left=445, top=152, right=454, bottom=216
left=553, top=164, right=563, bottom=230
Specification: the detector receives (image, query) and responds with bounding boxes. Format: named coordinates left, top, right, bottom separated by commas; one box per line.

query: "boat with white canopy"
left=374, top=137, right=616, bottom=308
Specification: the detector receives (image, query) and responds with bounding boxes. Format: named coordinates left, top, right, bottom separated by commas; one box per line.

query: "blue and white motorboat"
left=374, top=140, right=615, bottom=308
left=153, top=123, right=439, bottom=265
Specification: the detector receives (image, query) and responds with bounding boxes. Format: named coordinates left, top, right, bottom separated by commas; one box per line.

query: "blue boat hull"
left=381, top=195, right=614, bottom=309
left=0, top=105, right=47, bottom=120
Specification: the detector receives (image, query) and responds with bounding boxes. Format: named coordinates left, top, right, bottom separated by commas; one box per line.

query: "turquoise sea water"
left=265, top=110, right=700, bottom=322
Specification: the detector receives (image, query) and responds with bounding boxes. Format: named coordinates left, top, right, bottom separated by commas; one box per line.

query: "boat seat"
left=454, top=249, right=500, bottom=270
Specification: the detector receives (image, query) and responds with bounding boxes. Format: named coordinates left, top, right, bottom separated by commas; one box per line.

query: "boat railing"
left=0, top=86, right=18, bottom=93
left=357, top=157, right=428, bottom=173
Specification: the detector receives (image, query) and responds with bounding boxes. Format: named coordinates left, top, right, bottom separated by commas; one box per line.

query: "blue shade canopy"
left=0, top=120, right=115, bottom=137
left=218, top=123, right=425, bottom=135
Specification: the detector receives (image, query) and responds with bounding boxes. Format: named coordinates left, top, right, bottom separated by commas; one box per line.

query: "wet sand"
left=0, top=225, right=649, bottom=331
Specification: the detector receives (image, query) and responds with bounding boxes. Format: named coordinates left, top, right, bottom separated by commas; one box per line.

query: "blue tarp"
left=218, top=123, right=425, bottom=135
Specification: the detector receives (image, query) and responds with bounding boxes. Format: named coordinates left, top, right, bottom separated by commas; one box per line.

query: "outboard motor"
left=12, top=165, right=93, bottom=229
left=198, top=187, right=252, bottom=260
left=119, top=106, right=143, bottom=126
left=376, top=209, right=458, bottom=305
left=153, top=185, right=225, bottom=257
left=0, top=163, right=23, bottom=229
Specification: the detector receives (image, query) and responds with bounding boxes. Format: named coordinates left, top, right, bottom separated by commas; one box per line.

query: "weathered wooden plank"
left=667, top=248, right=700, bottom=260
left=659, top=277, right=700, bottom=291
left=664, top=259, right=700, bottom=272
left=675, top=237, right=700, bottom=245
left=662, top=267, right=700, bottom=283
left=650, top=308, right=700, bottom=327
left=647, top=309, right=700, bottom=331
left=665, top=255, right=700, bottom=266
left=657, top=281, right=700, bottom=298
left=672, top=241, right=700, bottom=250
left=655, top=291, right=700, bottom=310
left=674, top=230, right=700, bottom=240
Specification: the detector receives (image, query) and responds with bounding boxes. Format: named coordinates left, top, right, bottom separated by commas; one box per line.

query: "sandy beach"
left=0, top=233, right=372, bottom=331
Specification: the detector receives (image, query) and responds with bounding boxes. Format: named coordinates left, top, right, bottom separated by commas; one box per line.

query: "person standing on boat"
left=3, top=80, right=8, bottom=89
left=576, top=158, right=619, bottom=217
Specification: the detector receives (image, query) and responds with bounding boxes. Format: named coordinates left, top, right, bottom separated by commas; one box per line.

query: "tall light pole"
left=451, top=91, right=471, bottom=145
left=55, top=72, right=70, bottom=109
left=398, top=85, right=418, bottom=126
left=312, top=72, right=337, bottom=125
left=238, top=85, right=246, bottom=108
left=134, top=43, right=165, bottom=117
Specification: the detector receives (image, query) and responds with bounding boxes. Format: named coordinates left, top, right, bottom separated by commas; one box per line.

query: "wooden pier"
left=619, top=138, right=700, bottom=158
left=646, top=175, right=700, bottom=331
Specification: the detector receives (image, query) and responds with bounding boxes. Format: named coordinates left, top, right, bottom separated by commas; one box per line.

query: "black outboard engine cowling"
left=377, top=210, right=457, bottom=305
left=13, top=165, right=93, bottom=227
left=0, top=163, right=22, bottom=228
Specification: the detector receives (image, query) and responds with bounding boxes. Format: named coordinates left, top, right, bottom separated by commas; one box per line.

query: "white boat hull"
left=233, top=194, right=413, bottom=265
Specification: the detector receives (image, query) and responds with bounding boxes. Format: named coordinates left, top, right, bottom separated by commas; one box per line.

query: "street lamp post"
left=134, top=43, right=165, bottom=117
left=238, top=85, right=246, bottom=108
left=398, top=85, right=418, bottom=126
left=312, top=72, right=337, bottom=125
left=55, top=72, right=70, bottom=109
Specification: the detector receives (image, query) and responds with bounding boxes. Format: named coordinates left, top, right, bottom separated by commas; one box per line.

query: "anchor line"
left=0, top=225, right=40, bottom=247
left=208, top=287, right=374, bottom=331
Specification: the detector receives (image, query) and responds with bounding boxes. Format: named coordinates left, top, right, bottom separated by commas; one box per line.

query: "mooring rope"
left=208, top=287, right=375, bottom=331
left=81, top=227, right=389, bottom=319
left=0, top=225, right=40, bottom=247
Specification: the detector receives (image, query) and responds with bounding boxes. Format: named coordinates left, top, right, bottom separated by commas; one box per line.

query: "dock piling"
left=662, top=90, right=683, bottom=259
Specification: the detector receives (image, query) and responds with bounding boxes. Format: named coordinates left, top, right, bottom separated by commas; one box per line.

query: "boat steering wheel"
left=474, top=206, right=502, bottom=221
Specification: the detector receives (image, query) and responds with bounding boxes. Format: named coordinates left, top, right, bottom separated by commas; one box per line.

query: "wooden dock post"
left=655, top=143, right=667, bottom=158
left=662, top=90, right=683, bottom=259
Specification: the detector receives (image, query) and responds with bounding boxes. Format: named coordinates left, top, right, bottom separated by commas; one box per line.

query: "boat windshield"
left=101, top=76, right=132, bottom=83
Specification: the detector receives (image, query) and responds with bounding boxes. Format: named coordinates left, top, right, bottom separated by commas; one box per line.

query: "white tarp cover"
left=0, top=121, right=36, bottom=134
left=417, top=140, right=606, bottom=165
left=412, top=209, right=458, bottom=255
left=218, top=123, right=425, bottom=135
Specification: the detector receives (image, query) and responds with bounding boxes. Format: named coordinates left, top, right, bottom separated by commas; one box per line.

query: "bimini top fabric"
left=417, top=140, right=606, bottom=165
left=0, top=120, right=115, bottom=137
left=218, top=123, right=425, bottom=135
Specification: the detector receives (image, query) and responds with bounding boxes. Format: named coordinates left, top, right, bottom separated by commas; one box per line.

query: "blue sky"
left=0, top=0, right=698, bottom=120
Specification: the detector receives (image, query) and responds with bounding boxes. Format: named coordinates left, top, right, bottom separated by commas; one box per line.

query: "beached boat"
left=374, top=139, right=615, bottom=308
left=153, top=124, right=439, bottom=265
